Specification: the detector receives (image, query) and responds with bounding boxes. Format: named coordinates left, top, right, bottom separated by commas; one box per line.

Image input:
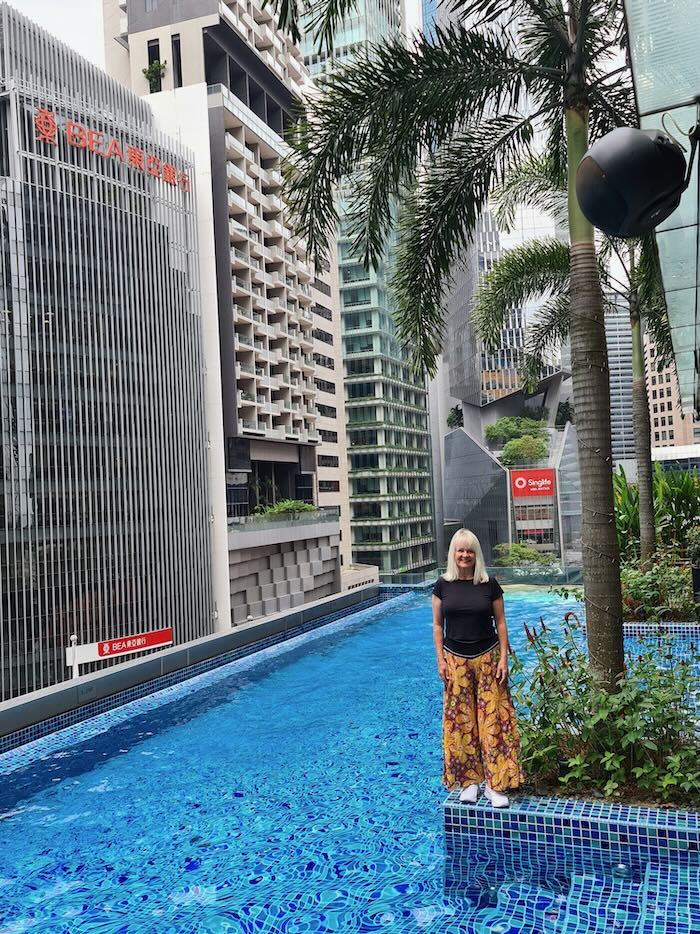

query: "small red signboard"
left=97, top=627, right=173, bottom=658
left=511, top=468, right=555, bottom=498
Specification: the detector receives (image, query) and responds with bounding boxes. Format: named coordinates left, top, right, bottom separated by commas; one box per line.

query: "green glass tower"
left=301, top=3, right=437, bottom=576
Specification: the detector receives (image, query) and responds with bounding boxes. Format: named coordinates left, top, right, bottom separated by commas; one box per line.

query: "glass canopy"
left=625, top=0, right=700, bottom=414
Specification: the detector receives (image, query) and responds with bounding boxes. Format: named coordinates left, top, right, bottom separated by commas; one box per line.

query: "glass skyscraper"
left=0, top=4, right=213, bottom=699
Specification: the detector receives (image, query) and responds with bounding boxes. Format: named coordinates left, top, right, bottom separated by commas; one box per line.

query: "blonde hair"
left=443, top=528, right=489, bottom=584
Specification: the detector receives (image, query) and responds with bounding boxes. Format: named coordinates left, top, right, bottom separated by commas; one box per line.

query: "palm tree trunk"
left=629, top=288, right=655, bottom=562
left=566, top=105, right=624, bottom=690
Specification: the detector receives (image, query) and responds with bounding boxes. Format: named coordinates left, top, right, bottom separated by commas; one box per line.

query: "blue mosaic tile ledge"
left=444, top=790, right=700, bottom=880
left=444, top=792, right=700, bottom=933
left=0, top=592, right=412, bottom=757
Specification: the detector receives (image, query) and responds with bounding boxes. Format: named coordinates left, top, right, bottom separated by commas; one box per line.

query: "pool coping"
left=0, top=583, right=399, bottom=753
left=443, top=789, right=700, bottom=882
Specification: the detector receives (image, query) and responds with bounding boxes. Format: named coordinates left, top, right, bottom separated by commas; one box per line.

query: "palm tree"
left=281, top=1, right=636, bottom=688
left=472, top=156, right=673, bottom=564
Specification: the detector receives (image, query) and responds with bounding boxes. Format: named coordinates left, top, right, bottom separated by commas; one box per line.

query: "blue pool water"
left=0, top=590, right=689, bottom=933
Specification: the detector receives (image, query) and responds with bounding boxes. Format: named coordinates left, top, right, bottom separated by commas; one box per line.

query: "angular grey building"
left=0, top=4, right=213, bottom=700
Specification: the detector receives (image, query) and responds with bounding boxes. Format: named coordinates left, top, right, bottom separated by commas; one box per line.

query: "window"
left=313, top=277, right=331, bottom=296
left=312, top=327, right=333, bottom=345
left=313, top=352, right=334, bottom=370
left=171, top=34, right=183, bottom=88
left=350, top=452, right=379, bottom=470
left=317, top=403, right=337, bottom=418
left=319, top=479, right=340, bottom=492
left=147, top=39, right=162, bottom=93
left=314, top=377, right=335, bottom=394
left=347, top=358, right=374, bottom=375
left=318, top=455, right=339, bottom=468
left=319, top=429, right=338, bottom=443
left=313, top=303, right=332, bottom=321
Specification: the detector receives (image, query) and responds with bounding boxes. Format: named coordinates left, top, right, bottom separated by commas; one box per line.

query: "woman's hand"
left=437, top=655, right=448, bottom=684
left=495, top=653, right=508, bottom=684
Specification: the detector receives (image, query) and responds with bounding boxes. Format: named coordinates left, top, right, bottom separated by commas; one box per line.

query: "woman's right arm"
left=432, top=594, right=447, bottom=683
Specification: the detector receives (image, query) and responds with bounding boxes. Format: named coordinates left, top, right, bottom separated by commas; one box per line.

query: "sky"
left=12, top=0, right=104, bottom=67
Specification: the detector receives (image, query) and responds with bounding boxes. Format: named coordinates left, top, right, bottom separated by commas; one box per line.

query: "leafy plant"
left=493, top=543, right=557, bottom=567
left=499, top=434, right=548, bottom=466
left=614, top=465, right=700, bottom=559
left=256, top=499, right=317, bottom=516
left=621, top=557, right=696, bottom=622
left=687, top=527, right=700, bottom=566
left=485, top=416, right=547, bottom=446
left=513, top=617, right=700, bottom=804
left=446, top=405, right=463, bottom=429
left=142, top=60, right=167, bottom=93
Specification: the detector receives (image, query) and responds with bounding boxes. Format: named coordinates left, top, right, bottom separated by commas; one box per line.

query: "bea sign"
left=66, top=627, right=174, bottom=672
left=34, top=107, right=190, bottom=192
left=511, top=468, right=555, bottom=498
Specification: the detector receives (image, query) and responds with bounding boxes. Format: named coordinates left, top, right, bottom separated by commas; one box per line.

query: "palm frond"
left=472, top=238, right=570, bottom=350
left=520, top=292, right=571, bottom=391
left=391, top=114, right=541, bottom=377
left=492, top=153, right=567, bottom=231
left=636, top=234, right=674, bottom=371
left=284, top=26, right=553, bottom=267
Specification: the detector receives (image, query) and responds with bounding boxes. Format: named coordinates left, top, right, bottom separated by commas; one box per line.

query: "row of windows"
left=313, top=351, right=334, bottom=370
left=314, top=377, right=336, bottom=394
left=318, top=455, right=339, bottom=468
left=319, top=479, right=340, bottom=492
left=313, top=277, right=332, bottom=297
left=312, top=327, right=334, bottom=345
left=650, top=372, right=672, bottom=385
left=651, top=387, right=672, bottom=400
left=317, top=403, right=337, bottom=418
left=319, top=428, right=338, bottom=443
left=653, top=416, right=674, bottom=428
left=313, top=303, right=333, bottom=321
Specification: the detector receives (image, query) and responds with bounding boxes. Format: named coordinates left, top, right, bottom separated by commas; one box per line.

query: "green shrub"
left=621, top=556, right=696, bottom=622
left=485, top=416, right=547, bottom=446
left=513, top=617, right=700, bottom=804
left=499, top=434, right=549, bottom=466
left=258, top=499, right=316, bottom=516
left=688, top=526, right=700, bottom=566
left=446, top=405, right=463, bottom=429
left=493, top=543, right=558, bottom=567
left=614, top=465, right=700, bottom=558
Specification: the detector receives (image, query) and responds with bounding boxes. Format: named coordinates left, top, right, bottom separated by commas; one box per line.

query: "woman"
left=432, top=528, right=523, bottom=807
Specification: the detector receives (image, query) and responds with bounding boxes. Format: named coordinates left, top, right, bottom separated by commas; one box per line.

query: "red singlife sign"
left=97, top=627, right=173, bottom=658
left=511, top=468, right=555, bottom=498
left=34, top=107, right=190, bottom=192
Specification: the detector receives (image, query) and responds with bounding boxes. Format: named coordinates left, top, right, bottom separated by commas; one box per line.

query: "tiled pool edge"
left=0, top=583, right=414, bottom=754
left=443, top=791, right=700, bottom=883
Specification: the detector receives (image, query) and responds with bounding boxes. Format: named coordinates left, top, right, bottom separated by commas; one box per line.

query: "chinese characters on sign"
left=97, top=627, right=174, bottom=658
left=34, top=107, right=191, bottom=192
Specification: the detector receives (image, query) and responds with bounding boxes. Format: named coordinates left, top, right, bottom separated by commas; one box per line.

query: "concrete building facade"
left=104, top=0, right=355, bottom=616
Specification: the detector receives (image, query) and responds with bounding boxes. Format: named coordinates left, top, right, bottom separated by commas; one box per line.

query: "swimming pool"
left=0, top=590, right=691, bottom=933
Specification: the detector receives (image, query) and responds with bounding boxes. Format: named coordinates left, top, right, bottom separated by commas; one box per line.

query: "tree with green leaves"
left=446, top=405, right=463, bottom=429
left=472, top=154, right=672, bottom=564
left=278, top=0, right=636, bottom=688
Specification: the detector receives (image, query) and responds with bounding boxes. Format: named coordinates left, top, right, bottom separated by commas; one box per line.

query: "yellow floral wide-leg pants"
left=442, top=647, right=524, bottom=793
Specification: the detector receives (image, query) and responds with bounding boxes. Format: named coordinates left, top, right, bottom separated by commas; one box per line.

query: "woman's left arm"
left=493, top=596, right=509, bottom=683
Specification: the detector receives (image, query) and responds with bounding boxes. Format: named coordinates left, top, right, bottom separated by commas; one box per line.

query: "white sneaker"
left=484, top=784, right=509, bottom=808
left=458, top=784, right=479, bottom=803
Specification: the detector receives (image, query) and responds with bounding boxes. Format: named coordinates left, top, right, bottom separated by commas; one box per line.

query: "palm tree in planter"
left=279, top=0, right=636, bottom=688
left=472, top=155, right=673, bottom=565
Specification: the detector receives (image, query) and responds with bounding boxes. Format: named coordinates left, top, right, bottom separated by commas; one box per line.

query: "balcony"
left=226, top=132, right=246, bottom=156
left=231, top=247, right=249, bottom=267
left=228, top=191, right=247, bottom=213
left=229, top=218, right=248, bottom=240
left=227, top=162, right=246, bottom=185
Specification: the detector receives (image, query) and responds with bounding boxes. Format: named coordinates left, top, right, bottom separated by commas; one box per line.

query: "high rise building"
left=645, top=333, right=699, bottom=449
left=301, top=2, right=438, bottom=577
left=603, top=299, right=636, bottom=468
left=104, top=0, right=355, bottom=618
left=0, top=4, right=214, bottom=700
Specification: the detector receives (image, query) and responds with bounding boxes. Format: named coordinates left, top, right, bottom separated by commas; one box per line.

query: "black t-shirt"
left=432, top=576, right=504, bottom=658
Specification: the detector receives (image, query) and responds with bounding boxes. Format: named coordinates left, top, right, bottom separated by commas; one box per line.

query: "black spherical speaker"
left=576, top=127, right=687, bottom=237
